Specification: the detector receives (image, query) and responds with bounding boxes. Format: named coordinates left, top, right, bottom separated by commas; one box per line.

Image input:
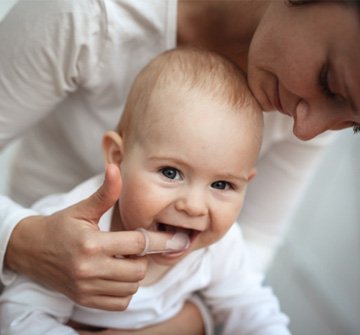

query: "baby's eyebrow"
left=148, top=156, right=184, bottom=165
left=215, top=172, right=248, bottom=183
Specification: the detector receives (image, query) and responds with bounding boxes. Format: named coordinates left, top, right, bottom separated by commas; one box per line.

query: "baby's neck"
left=140, top=259, right=171, bottom=286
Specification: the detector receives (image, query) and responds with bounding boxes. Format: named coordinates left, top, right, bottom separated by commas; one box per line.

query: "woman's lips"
left=273, top=79, right=284, bottom=113
left=273, top=81, right=293, bottom=117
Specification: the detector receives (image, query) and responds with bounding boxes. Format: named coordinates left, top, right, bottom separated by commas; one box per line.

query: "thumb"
left=73, top=164, right=122, bottom=224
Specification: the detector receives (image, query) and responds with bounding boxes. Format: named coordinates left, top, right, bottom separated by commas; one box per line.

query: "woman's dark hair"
left=289, top=0, right=360, bottom=6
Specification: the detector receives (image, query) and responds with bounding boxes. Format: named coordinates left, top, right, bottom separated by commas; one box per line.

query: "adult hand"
left=5, top=164, right=185, bottom=311
left=73, top=300, right=205, bottom=335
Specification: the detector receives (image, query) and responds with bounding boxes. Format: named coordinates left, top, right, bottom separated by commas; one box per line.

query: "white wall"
left=267, top=129, right=360, bottom=335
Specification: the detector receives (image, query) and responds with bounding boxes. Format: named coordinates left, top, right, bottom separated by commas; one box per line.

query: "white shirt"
left=0, top=175, right=291, bottom=335
left=0, top=0, right=333, bottom=284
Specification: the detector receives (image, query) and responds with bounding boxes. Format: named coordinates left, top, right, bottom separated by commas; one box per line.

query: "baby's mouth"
left=156, top=222, right=197, bottom=241
left=154, top=222, right=200, bottom=254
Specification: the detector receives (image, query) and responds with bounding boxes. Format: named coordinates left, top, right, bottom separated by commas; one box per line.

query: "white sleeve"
left=239, top=115, right=335, bottom=271
left=0, top=0, right=106, bottom=148
left=0, top=196, right=38, bottom=285
left=0, top=0, right=106, bottom=284
left=202, top=227, right=291, bottom=335
left=0, top=276, right=76, bottom=335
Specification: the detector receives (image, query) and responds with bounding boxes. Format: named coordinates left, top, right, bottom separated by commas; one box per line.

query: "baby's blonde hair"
left=118, top=47, right=262, bottom=144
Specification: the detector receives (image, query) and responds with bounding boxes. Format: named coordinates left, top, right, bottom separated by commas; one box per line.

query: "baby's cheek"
left=202, top=224, right=231, bottom=247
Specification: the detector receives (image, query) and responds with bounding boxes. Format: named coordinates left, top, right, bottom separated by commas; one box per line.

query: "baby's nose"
left=175, top=188, right=208, bottom=217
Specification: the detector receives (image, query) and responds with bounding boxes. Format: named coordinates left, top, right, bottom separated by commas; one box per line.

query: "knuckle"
left=134, top=231, right=146, bottom=252
left=76, top=297, right=95, bottom=309
left=79, top=237, right=102, bottom=256
left=69, top=287, right=89, bottom=306
left=71, top=261, right=93, bottom=280
left=73, top=280, right=88, bottom=296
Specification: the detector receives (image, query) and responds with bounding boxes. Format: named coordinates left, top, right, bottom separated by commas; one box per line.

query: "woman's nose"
left=175, top=188, right=208, bottom=217
left=292, top=100, right=344, bottom=140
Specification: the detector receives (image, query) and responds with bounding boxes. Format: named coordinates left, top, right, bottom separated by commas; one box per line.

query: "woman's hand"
left=5, top=164, right=184, bottom=311
left=73, top=300, right=206, bottom=335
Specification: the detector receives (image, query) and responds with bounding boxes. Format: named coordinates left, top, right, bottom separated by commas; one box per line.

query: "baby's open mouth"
left=136, top=223, right=200, bottom=256
left=156, top=222, right=197, bottom=241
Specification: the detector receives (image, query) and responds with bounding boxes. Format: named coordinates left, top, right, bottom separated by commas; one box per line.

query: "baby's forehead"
left=145, top=86, right=257, bottom=129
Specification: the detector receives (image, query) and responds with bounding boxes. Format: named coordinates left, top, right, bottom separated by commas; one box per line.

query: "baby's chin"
left=147, top=238, right=212, bottom=267
left=147, top=247, right=191, bottom=266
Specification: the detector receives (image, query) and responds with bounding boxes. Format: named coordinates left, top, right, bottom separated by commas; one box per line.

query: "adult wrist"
left=0, top=195, right=39, bottom=285
left=5, top=215, right=46, bottom=279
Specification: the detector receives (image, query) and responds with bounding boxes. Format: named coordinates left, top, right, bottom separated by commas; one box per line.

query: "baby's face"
left=117, top=89, right=261, bottom=266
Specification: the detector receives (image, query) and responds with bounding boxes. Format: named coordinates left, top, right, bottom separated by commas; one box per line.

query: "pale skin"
left=5, top=0, right=360, bottom=333
left=104, top=85, right=259, bottom=283
left=67, top=79, right=260, bottom=333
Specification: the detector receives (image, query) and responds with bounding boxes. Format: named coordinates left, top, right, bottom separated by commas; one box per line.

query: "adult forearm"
left=0, top=195, right=38, bottom=285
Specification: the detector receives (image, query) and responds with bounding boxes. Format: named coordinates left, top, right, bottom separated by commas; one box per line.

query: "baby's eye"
left=211, top=180, right=231, bottom=190
left=160, top=167, right=181, bottom=180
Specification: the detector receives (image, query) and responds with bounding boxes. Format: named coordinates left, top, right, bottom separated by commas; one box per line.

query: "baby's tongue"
left=136, top=227, right=190, bottom=255
left=165, top=231, right=190, bottom=252
left=160, top=223, right=188, bottom=235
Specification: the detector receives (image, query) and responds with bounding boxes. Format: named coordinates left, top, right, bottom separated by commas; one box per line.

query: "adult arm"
left=0, top=197, right=38, bottom=285
left=0, top=0, right=115, bottom=307
left=0, top=0, right=106, bottom=270
left=0, top=0, right=106, bottom=147
left=239, top=114, right=335, bottom=271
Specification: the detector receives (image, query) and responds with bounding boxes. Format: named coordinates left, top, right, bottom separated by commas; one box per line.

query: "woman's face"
left=247, top=1, right=360, bottom=140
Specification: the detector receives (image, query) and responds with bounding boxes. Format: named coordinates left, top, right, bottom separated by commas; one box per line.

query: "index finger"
left=97, top=230, right=190, bottom=257
left=136, top=228, right=190, bottom=256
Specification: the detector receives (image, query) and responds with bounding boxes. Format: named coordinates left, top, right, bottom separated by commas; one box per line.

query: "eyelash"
left=319, top=64, right=336, bottom=99
left=320, top=65, right=360, bottom=135
left=353, top=124, right=360, bottom=134
left=160, top=167, right=182, bottom=180
left=211, top=180, right=234, bottom=191
left=159, top=167, right=235, bottom=189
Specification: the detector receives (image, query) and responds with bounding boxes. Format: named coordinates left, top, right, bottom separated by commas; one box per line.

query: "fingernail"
left=165, top=232, right=190, bottom=251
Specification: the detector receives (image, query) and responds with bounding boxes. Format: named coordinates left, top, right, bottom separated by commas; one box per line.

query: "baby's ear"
left=102, top=131, right=124, bottom=165
left=247, top=168, right=257, bottom=183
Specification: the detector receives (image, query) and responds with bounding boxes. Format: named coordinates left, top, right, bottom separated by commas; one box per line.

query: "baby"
left=0, top=48, right=290, bottom=335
